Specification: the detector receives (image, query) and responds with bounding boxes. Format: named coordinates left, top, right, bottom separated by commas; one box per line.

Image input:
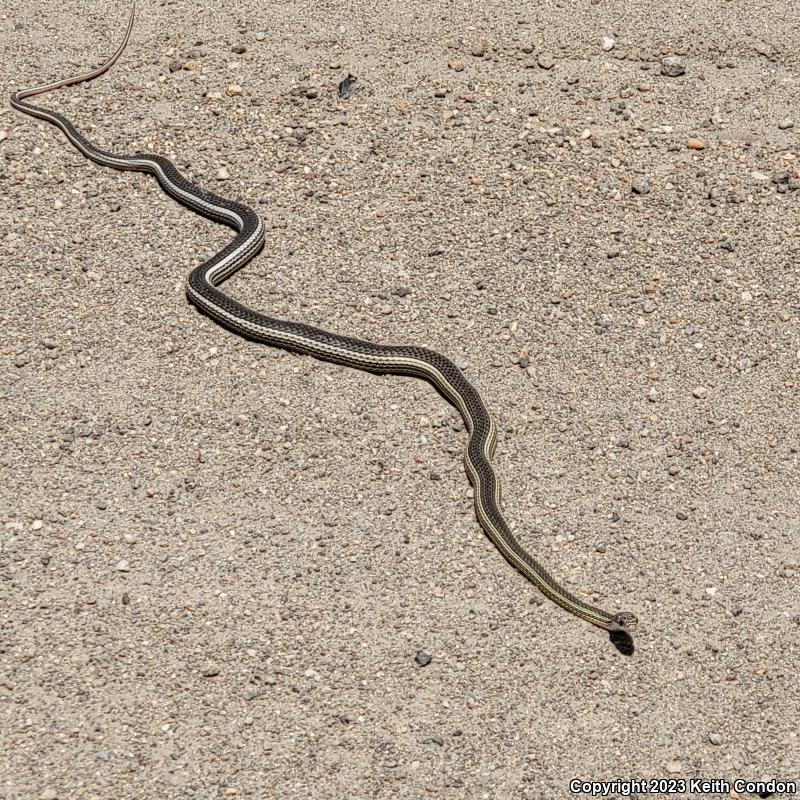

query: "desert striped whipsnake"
left=11, top=5, right=638, bottom=634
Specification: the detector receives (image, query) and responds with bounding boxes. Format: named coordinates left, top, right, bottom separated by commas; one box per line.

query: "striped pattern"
left=10, top=5, right=638, bottom=634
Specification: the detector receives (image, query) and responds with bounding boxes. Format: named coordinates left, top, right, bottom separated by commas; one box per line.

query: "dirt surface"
left=1, top=1, right=799, bottom=798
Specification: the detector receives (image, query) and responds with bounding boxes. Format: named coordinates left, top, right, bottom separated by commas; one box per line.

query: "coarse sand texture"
left=2, top=1, right=798, bottom=798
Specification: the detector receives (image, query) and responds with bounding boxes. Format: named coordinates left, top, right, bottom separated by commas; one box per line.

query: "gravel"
left=2, top=0, right=799, bottom=798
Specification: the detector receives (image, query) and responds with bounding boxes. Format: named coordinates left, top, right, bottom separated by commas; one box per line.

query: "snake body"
left=11, top=6, right=637, bottom=634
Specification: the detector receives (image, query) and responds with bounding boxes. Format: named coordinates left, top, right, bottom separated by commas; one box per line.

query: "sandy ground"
left=1, top=1, right=799, bottom=798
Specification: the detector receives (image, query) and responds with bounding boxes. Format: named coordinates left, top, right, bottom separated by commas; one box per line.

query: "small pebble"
left=631, top=178, right=650, bottom=195
left=338, top=74, right=358, bottom=99
left=115, top=559, right=130, bottom=572
left=753, top=41, right=773, bottom=58
left=687, top=137, right=706, bottom=150
left=771, top=171, right=790, bottom=186
left=217, top=167, right=230, bottom=181
left=665, top=760, right=682, bottom=774
left=470, top=43, right=486, bottom=57
left=777, top=116, right=794, bottom=130
left=600, top=35, right=615, bottom=51
left=201, top=663, right=221, bottom=677
left=537, top=53, right=555, bottom=69
left=660, top=56, right=685, bottom=77
left=415, top=650, right=432, bottom=666
left=692, top=386, right=707, bottom=399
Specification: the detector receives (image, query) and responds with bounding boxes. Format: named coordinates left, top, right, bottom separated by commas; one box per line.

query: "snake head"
left=612, top=611, right=638, bottom=632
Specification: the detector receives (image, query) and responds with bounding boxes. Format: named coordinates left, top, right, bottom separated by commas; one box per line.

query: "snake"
left=11, top=5, right=638, bottom=634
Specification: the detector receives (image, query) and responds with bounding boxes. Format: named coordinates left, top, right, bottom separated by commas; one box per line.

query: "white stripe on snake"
left=11, top=4, right=638, bottom=634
